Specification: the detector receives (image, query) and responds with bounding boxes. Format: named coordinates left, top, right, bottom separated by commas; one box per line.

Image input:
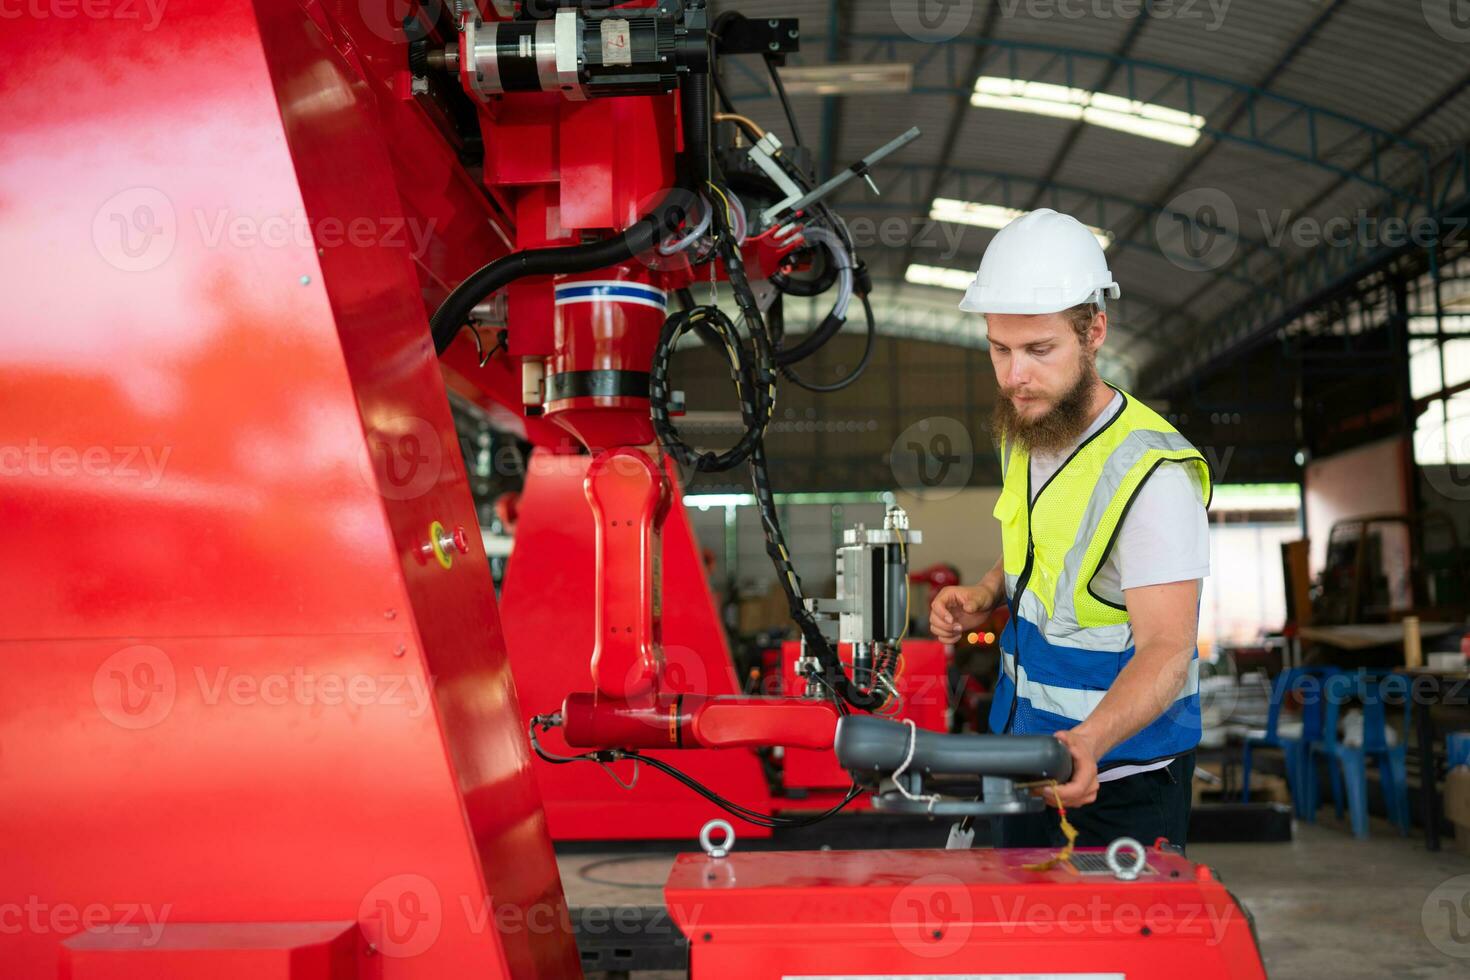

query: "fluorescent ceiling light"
left=971, top=77, right=1203, bottom=147
left=684, top=493, right=755, bottom=509
left=930, top=198, right=1113, bottom=248
left=905, top=263, right=975, bottom=291
left=778, top=62, right=914, bottom=96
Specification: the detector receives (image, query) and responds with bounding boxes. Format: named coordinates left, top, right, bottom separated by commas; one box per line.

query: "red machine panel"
left=0, top=4, right=576, bottom=977
left=666, top=848, right=1267, bottom=979
left=61, top=922, right=358, bottom=980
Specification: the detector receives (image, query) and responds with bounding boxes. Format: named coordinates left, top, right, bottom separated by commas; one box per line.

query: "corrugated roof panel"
left=707, top=0, right=1470, bottom=387
left=1129, top=0, right=1328, bottom=86
left=1048, top=122, right=1199, bottom=201
left=945, top=107, right=1085, bottom=174
left=851, top=1, right=988, bottom=38
left=1405, top=83, right=1470, bottom=149
left=1270, top=0, right=1470, bottom=134
left=990, top=3, right=1140, bottom=51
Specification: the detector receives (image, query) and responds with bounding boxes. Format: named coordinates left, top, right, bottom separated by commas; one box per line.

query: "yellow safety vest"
left=990, top=385, right=1212, bottom=766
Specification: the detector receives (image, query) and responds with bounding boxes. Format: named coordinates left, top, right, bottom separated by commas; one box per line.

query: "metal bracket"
left=714, top=16, right=799, bottom=61
left=756, top=127, right=922, bottom=231
left=871, top=774, right=1046, bottom=817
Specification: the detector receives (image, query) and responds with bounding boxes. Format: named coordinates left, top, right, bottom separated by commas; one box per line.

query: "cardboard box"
left=736, top=584, right=793, bottom=635
left=1445, top=766, right=1470, bottom=856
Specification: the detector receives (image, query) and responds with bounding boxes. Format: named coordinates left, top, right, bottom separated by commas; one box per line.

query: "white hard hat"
left=957, top=208, right=1120, bottom=315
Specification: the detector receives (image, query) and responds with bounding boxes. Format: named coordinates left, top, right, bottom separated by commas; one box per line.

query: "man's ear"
left=1089, top=310, right=1109, bottom=352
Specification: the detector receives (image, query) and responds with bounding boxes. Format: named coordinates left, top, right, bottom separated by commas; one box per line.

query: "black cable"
left=529, top=719, right=861, bottom=828
left=629, top=751, right=862, bottom=828
left=429, top=204, right=683, bottom=355
left=764, top=55, right=805, bottom=151
left=771, top=240, right=840, bottom=298
left=708, top=11, right=741, bottom=113
left=651, top=36, right=889, bottom=712
left=651, top=303, right=766, bottom=473
left=780, top=292, right=876, bottom=393
left=648, top=206, right=883, bottom=710
left=711, top=68, right=737, bottom=114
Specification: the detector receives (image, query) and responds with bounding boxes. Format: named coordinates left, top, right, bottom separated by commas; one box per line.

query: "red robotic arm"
left=417, top=2, right=904, bottom=758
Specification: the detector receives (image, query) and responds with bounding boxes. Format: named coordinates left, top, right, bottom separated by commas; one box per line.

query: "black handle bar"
left=834, top=715, right=1073, bottom=783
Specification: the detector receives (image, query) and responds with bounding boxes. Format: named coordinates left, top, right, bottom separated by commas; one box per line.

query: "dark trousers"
left=991, top=752, right=1195, bottom=852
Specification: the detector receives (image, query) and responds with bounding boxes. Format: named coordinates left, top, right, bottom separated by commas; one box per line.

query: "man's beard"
left=991, top=352, right=1101, bottom=455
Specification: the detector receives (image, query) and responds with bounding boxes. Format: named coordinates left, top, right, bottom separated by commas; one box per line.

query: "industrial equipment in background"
left=1, top=1, right=1268, bottom=977
left=1311, top=513, right=1467, bottom=626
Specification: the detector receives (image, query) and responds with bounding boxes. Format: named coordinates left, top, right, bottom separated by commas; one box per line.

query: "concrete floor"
left=560, top=816, right=1470, bottom=979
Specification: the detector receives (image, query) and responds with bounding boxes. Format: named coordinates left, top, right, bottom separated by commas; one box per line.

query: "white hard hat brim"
left=957, top=282, right=1119, bottom=315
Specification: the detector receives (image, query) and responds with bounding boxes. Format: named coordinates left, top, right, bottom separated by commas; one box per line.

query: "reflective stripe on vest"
left=988, top=386, right=1212, bottom=767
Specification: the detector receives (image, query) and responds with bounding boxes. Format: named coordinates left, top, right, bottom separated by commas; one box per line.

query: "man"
left=931, top=208, right=1211, bottom=850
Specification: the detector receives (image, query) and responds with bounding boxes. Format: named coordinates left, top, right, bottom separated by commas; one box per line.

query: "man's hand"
left=1039, top=729, right=1101, bottom=809
left=929, top=583, right=997, bottom=644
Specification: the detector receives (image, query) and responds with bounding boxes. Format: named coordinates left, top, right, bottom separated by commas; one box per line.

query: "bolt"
left=1141, top=926, right=1152, bottom=937
left=299, top=275, right=311, bottom=285
left=767, top=41, right=779, bottom=51
left=702, top=932, right=712, bottom=942
left=768, top=19, right=778, bottom=27
left=931, top=929, right=942, bottom=939
left=385, top=609, right=397, bottom=620
left=394, top=645, right=407, bottom=658
left=788, top=29, right=798, bottom=38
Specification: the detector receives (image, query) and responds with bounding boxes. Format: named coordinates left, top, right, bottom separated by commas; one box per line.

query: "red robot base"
left=666, top=846, right=1267, bottom=979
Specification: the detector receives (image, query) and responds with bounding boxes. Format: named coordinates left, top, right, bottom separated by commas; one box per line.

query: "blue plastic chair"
left=1303, top=670, right=1412, bottom=839
left=1244, top=666, right=1338, bottom=815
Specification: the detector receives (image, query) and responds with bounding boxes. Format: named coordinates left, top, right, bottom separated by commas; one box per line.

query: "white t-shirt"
left=1027, top=391, right=1210, bottom=782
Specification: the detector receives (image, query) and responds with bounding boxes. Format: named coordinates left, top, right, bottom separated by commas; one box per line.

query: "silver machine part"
left=805, top=504, right=922, bottom=646
left=463, top=16, right=500, bottom=100
left=460, top=10, right=588, bottom=101
left=800, top=505, right=922, bottom=696
left=535, top=18, right=560, bottom=93
left=554, top=8, right=587, bottom=100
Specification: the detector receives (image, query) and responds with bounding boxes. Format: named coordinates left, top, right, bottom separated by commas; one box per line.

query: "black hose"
left=764, top=55, right=805, bottom=152
left=682, top=68, right=712, bottom=188
left=429, top=207, right=683, bottom=356
left=780, top=292, right=876, bottom=393
left=771, top=241, right=839, bottom=298
left=773, top=254, right=870, bottom=367
left=775, top=311, right=846, bottom=366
